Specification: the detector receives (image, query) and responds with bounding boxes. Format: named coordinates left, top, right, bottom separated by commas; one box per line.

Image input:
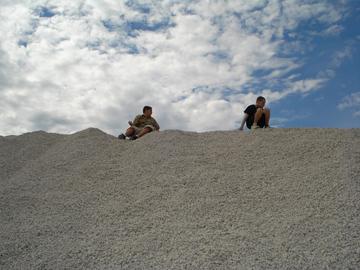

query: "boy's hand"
left=128, top=121, right=134, bottom=126
left=238, top=127, right=243, bottom=131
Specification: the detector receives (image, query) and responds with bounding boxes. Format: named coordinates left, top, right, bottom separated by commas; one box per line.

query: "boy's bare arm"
left=238, top=113, right=249, bottom=130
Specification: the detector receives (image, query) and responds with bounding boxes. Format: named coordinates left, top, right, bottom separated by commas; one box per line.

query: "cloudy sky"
left=1, top=0, right=359, bottom=136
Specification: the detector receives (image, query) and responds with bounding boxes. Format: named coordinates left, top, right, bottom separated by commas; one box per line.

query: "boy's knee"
left=125, top=128, right=135, bottom=136
left=263, top=108, right=270, bottom=114
left=256, top=108, right=263, bottom=113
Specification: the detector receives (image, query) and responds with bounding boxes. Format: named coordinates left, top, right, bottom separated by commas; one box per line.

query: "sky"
left=1, top=0, right=359, bottom=136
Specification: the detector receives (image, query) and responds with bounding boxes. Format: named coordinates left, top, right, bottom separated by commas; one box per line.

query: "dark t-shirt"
left=244, top=104, right=257, bottom=118
left=244, top=105, right=265, bottom=129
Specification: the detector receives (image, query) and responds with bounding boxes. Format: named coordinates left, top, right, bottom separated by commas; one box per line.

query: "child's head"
left=256, top=96, right=266, bottom=108
left=143, top=106, right=152, bottom=113
left=143, top=106, right=153, bottom=117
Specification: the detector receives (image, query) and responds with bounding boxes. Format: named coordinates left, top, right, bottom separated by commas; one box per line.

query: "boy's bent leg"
left=137, top=127, right=153, bottom=137
left=253, top=108, right=263, bottom=125
left=125, top=127, right=136, bottom=137
left=263, top=108, right=270, bottom=126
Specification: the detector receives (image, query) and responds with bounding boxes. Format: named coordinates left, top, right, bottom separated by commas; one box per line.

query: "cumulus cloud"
left=0, top=0, right=354, bottom=135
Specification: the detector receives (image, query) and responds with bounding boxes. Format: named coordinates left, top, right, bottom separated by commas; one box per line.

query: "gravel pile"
left=1, top=127, right=359, bottom=269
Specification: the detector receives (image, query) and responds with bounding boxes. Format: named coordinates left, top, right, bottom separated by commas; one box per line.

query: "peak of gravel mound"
left=1, top=127, right=359, bottom=269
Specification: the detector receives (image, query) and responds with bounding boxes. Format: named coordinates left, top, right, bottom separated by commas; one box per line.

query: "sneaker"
left=118, top=133, right=126, bottom=139
left=130, top=135, right=139, bottom=140
left=265, top=125, right=274, bottom=129
left=251, top=124, right=260, bottom=130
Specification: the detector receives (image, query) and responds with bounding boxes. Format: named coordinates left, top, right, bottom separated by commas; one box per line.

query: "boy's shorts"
left=128, top=125, right=156, bottom=135
left=247, top=113, right=266, bottom=129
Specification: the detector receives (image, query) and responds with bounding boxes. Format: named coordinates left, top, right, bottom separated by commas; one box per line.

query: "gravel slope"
left=0, top=127, right=359, bottom=269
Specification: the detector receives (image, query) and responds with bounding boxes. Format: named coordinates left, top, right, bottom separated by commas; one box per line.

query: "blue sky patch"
left=128, top=20, right=175, bottom=32
left=18, top=40, right=27, bottom=47
left=125, top=0, right=151, bottom=14
left=34, top=6, right=57, bottom=18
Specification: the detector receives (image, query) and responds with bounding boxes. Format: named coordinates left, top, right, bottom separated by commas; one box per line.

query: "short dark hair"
left=256, top=96, right=266, bottom=102
left=143, top=106, right=152, bottom=113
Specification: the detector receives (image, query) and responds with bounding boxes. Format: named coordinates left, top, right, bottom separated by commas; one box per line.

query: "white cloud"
left=331, top=45, right=353, bottom=67
left=289, top=78, right=328, bottom=94
left=0, top=0, right=355, bottom=135
left=320, top=25, right=345, bottom=37
left=317, top=69, right=336, bottom=79
left=337, top=92, right=360, bottom=112
left=280, top=0, right=342, bottom=29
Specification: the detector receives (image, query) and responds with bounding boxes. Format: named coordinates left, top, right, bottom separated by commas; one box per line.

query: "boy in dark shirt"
left=238, top=96, right=272, bottom=130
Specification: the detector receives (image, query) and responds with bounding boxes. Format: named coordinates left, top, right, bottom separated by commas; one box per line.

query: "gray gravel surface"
left=0, top=127, right=359, bottom=269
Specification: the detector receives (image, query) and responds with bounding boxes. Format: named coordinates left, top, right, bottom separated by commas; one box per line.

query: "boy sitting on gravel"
left=238, top=96, right=272, bottom=130
left=118, top=106, right=160, bottom=140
